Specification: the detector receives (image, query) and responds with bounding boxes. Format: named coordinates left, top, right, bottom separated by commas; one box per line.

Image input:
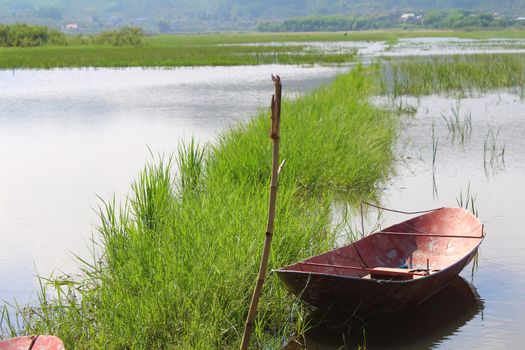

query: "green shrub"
left=92, top=27, right=145, bottom=46
left=0, top=23, right=65, bottom=47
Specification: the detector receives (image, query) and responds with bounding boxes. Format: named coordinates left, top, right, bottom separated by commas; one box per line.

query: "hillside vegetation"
left=258, top=9, right=517, bottom=32
left=2, top=0, right=525, bottom=32
left=0, top=24, right=144, bottom=47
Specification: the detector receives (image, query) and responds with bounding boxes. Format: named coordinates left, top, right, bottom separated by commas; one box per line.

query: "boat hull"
left=278, top=248, right=478, bottom=314
left=276, top=207, right=483, bottom=315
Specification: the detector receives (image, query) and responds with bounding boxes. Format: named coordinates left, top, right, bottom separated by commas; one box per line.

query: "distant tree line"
left=421, top=9, right=514, bottom=28
left=257, top=15, right=393, bottom=32
left=0, top=24, right=145, bottom=47
left=257, top=9, right=519, bottom=32
left=3, top=0, right=525, bottom=32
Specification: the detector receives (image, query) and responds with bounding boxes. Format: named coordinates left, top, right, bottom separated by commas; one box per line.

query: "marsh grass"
left=441, top=99, right=472, bottom=144
left=381, top=53, right=525, bottom=97
left=391, top=97, right=418, bottom=116
left=1, top=67, right=397, bottom=349
left=176, top=139, right=206, bottom=193
left=483, top=127, right=506, bottom=175
left=471, top=250, right=480, bottom=283
left=456, top=183, right=479, bottom=217
left=431, top=121, right=439, bottom=170
left=0, top=32, right=365, bottom=69
left=431, top=122, right=439, bottom=199
left=4, top=29, right=525, bottom=69
left=0, top=43, right=357, bottom=68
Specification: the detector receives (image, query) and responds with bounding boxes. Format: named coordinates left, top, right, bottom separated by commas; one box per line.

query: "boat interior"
left=280, top=208, right=483, bottom=281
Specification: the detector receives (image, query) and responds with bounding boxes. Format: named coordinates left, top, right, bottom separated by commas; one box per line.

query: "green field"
left=0, top=43, right=356, bottom=69
left=3, top=29, right=525, bottom=69
left=0, top=32, right=362, bottom=69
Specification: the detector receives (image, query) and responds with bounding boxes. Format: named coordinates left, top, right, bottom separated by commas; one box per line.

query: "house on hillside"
left=400, top=13, right=422, bottom=24
left=400, top=13, right=415, bottom=21
left=65, top=23, right=79, bottom=30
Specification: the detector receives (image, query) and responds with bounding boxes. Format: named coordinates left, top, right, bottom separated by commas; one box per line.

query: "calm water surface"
left=1, top=46, right=524, bottom=348
left=385, top=93, right=525, bottom=349
left=0, top=65, right=345, bottom=303
left=302, top=92, right=525, bottom=349
left=233, top=37, right=525, bottom=58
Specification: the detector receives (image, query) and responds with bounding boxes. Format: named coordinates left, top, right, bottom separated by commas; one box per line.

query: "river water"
left=0, top=65, right=345, bottom=304
left=294, top=92, right=525, bottom=349
left=1, top=39, right=525, bottom=348
left=377, top=93, right=525, bottom=349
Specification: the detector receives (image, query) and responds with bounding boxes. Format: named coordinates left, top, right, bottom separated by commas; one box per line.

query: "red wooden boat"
left=0, top=335, right=65, bottom=350
left=276, top=207, right=483, bottom=314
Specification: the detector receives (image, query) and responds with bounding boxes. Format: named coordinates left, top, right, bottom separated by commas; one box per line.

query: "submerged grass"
left=483, top=127, right=506, bottom=175
left=2, top=66, right=397, bottom=349
left=441, top=99, right=472, bottom=144
left=456, top=182, right=479, bottom=217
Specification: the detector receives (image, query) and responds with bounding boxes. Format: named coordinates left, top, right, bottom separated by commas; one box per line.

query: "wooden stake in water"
left=240, top=75, right=283, bottom=350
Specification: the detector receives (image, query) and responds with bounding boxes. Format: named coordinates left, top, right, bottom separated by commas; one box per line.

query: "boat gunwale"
left=273, top=241, right=482, bottom=285
left=274, top=208, right=484, bottom=285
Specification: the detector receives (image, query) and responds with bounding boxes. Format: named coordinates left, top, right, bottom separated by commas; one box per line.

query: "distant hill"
left=1, top=0, right=525, bottom=32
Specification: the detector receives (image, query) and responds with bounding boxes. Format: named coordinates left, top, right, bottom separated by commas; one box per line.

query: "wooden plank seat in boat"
left=298, top=261, right=431, bottom=280
left=368, top=267, right=428, bottom=280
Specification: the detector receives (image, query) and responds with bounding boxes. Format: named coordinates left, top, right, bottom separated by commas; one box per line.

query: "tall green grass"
left=2, top=66, right=397, bottom=349
left=381, top=53, right=525, bottom=97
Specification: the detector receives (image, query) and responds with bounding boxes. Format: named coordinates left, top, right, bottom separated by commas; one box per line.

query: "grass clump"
left=441, top=99, right=472, bottom=144
left=0, top=23, right=66, bottom=47
left=483, top=127, right=506, bottom=174
left=92, top=27, right=145, bottom=47
left=380, top=53, right=525, bottom=97
left=456, top=182, right=479, bottom=217
left=2, top=66, right=397, bottom=349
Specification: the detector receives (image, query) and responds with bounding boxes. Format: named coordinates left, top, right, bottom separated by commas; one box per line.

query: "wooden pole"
left=240, top=75, right=282, bottom=350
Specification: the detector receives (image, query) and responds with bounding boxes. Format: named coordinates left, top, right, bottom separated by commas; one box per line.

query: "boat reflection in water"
left=284, top=276, right=484, bottom=349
